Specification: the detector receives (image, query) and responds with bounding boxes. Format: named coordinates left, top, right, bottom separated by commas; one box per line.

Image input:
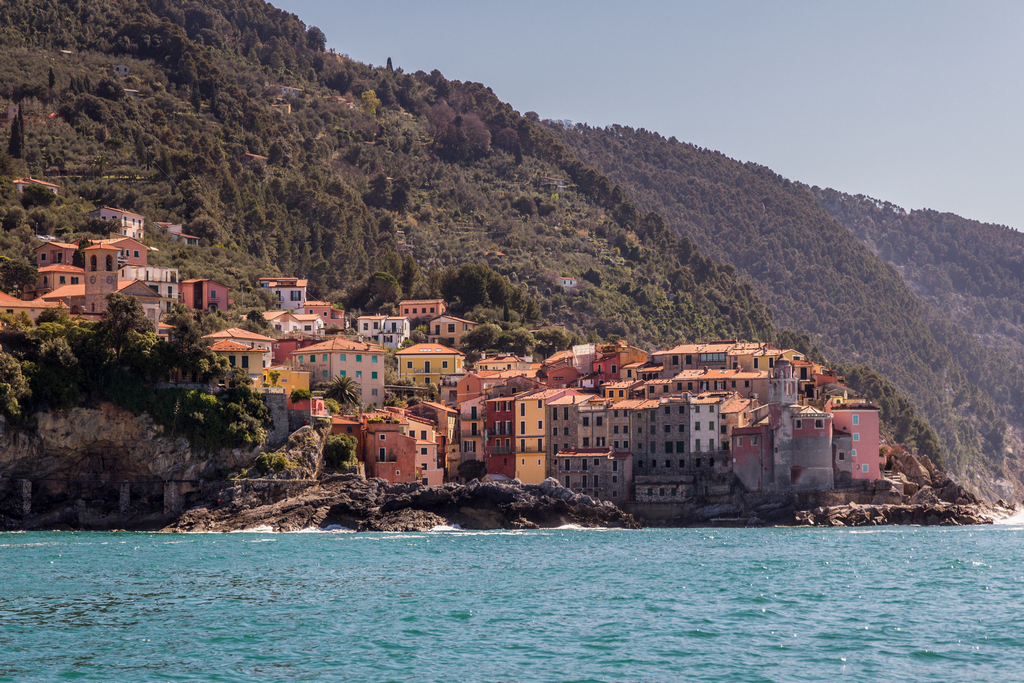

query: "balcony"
left=489, top=445, right=514, bottom=455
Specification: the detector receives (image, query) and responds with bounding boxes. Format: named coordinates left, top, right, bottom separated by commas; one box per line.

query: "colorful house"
left=210, top=340, right=265, bottom=384
left=203, top=328, right=275, bottom=369
left=290, top=337, right=386, bottom=406
left=398, top=298, right=447, bottom=321
left=13, top=178, right=59, bottom=195
left=396, top=343, right=465, bottom=386
left=86, top=206, right=146, bottom=240
left=828, top=402, right=882, bottom=480
left=262, top=365, right=310, bottom=392
left=514, top=387, right=582, bottom=484
left=180, top=279, right=229, bottom=312
left=34, top=241, right=78, bottom=268
left=259, top=277, right=308, bottom=310
left=428, top=314, right=477, bottom=347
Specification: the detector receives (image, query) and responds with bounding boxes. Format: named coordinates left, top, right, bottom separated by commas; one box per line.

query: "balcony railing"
left=489, top=445, right=514, bottom=455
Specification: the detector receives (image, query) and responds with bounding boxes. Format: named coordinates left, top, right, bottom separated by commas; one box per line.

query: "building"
left=259, top=277, right=307, bottom=310
left=179, top=279, right=229, bottom=312
left=157, top=222, right=201, bottom=246
left=554, top=449, right=632, bottom=503
left=38, top=244, right=150, bottom=318
left=279, top=85, right=304, bottom=97
left=476, top=355, right=534, bottom=372
left=263, top=310, right=324, bottom=337
left=363, top=409, right=445, bottom=485
left=262, top=365, right=310, bottom=392
left=34, top=241, right=78, bottom=268
left=203, top=328, right=275, bottom=369
left=113, top=64, right=129, bottom=78
left=357, top=314, right=412, bottom=349
left=86, top=206, right=146, bottom=240
left=25, top=264, right=83, bottom=299
left=302, top=301, right=345, bottom=326
left=396, top=343, right=465, bottom=386
left=210, top=340, right=265, bottom=385
left=514, top=388, right=582, bottom=484
left=271, top=337, right=320, bottom=366
left=556, top=276, right=578, bottom=289
left=398, top=299, right=446, bottom=321
left=0, top=299, right=67, bottom=323
left=485, top=394, right=516, bottom=479
left=119, top=264, right=178, bottom=312
left=428, top=315, right=477, bottom=347
left=828, top=402, right=882, bottom=481
left=409, top=401, right=460, bottom=479
left=290, top=337, right=386, bottom=406
left=459, top=396, right=487, bottom=467
left=12, top=178, right=59, bottom=195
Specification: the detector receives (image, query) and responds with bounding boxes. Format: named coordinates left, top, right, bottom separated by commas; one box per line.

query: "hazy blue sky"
left=273, top=0, right=1024, bottom=230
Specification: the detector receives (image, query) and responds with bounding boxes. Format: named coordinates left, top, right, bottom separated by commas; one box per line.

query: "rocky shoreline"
left=166, top=475, right=640, bottom=532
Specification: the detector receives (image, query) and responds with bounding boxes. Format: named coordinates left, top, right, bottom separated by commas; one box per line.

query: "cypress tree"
left=7, top=110, right=23, bottom=159
left=48, top=67, right=55, bottom=89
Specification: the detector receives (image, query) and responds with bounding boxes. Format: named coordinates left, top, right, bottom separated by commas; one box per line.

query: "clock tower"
left=82, top=243, right=120, bottom=314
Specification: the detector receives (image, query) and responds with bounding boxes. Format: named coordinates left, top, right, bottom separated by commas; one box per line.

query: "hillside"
left=546, top=122, right=1024, bottom=499
left=0, top=0, right=773, bottom=348
left=0, top=0, right=952, bottom=492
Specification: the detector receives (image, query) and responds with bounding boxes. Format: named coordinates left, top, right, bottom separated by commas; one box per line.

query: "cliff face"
left=0, top=403, right=258, bottom=484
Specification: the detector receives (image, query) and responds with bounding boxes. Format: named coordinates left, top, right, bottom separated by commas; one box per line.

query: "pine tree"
left=386, top=57, right=393, bottom=72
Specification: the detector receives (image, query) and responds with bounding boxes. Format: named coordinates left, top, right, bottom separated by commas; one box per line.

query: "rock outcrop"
left=794, top=499, right=1011, bottom=527
left=166, top=476, right=640, bottom=532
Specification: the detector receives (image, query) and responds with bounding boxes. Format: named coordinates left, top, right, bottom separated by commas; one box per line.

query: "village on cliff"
left=7, top=187, right=891, bottom=508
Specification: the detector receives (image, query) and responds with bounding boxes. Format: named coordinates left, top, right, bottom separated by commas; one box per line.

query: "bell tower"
left=768, top=359, right=798, bottom=405
left=83, top=244, right=120, bottom=314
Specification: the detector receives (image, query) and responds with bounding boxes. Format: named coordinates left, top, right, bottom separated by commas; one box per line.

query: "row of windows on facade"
left=563, top=475, right=619, bottom=496
left=551, top=422, right=718, bottom=436
left=550, top=405, right=716, bottom=424
left=405, top=360, right=451, bottom=370
left=635, top=457, right=718, bottom=468
left=560, top=458, right=621, bottom=471
left=297, top=354, right=378, bottom=363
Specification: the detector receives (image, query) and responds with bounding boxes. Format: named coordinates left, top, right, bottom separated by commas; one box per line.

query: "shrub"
left=323, top=433, right=358, bottom=471
left=290, top=388, right=312, bottom=402
left=254, top=450, right=290, bottom=475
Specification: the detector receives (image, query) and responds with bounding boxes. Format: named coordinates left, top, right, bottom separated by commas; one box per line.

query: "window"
left=694, top=406, right=700, bottom=413
left=694, top=422, right=701, bottom=431
left=322, top=370, right=328, bottom=378
left=356, top=355, right=362, bottom=363
left=582, top=416, right=590, bottom=427
left=664, top=425, right=671, bottom=433
left=372, top=356, right=378, bottom=363
left=795, top=420, right=802, bottom=429
left=672, top=355, right=679, bottom=365
left=521, top=458, right=525, bottom=466
left=596, top=417, right=603, bottom=426
left=664, top=406, right=671, bottom=415
left=737, top=437, right=743, bottom=447
left=371, top=372, right=378, bottom=379
left=853, top=433, right=860, bottom=442
left=241, top=356, right=249, bottom=369
left=666, top=442, right=674, bottom=454
left=752, top=436, right=759, bottom=445
left=581, top=475, right=588, bottom=488
left=676, top=441, right=685, bottom=452
left=371, top=389, right=378, bottom=396
left=520, top=421, right=526, bottom=433
left=442, top=360, right=449, bottom=369
left=565, top=476, right=571, bottom=487
left=553, top=428, right=559, bottom=437
left=297, top=355, right=304, bottom=363
left=815, top=419, right=824, bottom=429
left=407, top=361, right=413, bottom=369
left=851, top=449, right=857, bottom=457
left=228, top=355, right=236, bottom=366
left=356, top=371, right=362, bottom=379
left=862, top=464, right=869, bottom=473
left=290, top=291, right=302, bottom=301
left=538, top=420, right=543, bottom=430
left=582, top=437, right=590, bottom=447
left=340, top=354, right=347, bottom=362
left=838, top=452, right=845, bottom=461
left=852, top=415, right=860, bottom=425
left=133, top=250, right=140, bottom=259
left=695, top=440, right=701, bottom=451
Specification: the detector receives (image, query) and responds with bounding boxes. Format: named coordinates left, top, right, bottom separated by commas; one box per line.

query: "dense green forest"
left=0, top=0, right=772, bottom=347
left=814, top=190, right=1024, bottom=366
left=0, top=0, right=957, bottom=486
left=546, top=122, right=1024, bottom=494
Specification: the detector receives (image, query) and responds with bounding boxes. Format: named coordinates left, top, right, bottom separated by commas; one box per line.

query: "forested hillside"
left=547, top=122, right=1024, bottom=497
left=0, top=0, right=773, bottom=347
left=814, top=190, right=1024, bottom=366
left=0, top=0, right=958, bottom=491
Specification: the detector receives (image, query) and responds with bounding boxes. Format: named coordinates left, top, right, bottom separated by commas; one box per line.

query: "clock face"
left=89, top=275, right=96, bottom=284
left=106, top=275, right=114, bottom=284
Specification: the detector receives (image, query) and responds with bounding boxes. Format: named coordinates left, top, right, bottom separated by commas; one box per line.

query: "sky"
left=273, top=0, right=1024, bottom=230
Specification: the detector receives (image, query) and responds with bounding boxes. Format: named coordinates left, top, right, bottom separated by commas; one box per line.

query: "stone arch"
left=105, top=255, right=113, bottom=271
left=90, top=255, right=97, bottom=271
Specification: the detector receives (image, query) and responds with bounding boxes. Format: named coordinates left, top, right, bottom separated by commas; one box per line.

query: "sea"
left=3, top=519, right=1024, bottom=683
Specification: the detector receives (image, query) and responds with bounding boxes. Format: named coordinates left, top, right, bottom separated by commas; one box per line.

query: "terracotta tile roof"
left=40, top=284, right=85, bottom=299
left=204, top=327, right=276, bottom=342
left=431, top=314, right=476, bottom=325
left=35, top=240, right=78, bottom=251
left=13, top=177, right=59, bottom=189
left=304, top=300, right=331, bottom=306
left=0, top=299, right=63, bottom=309
left=210, top=339, right=255, bottom=352
left=547, top=394, right=596, bottom=406
left=399, top=299, right=445, bottom=306
left=38, top=264, right=84, bottom=273
left=294, top=337, right=384, bottom=353
left=396, top=343, right=464, bottom=356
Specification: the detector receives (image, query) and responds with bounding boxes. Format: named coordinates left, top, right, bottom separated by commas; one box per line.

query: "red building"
left=271, top=337, right=319, bottom=365
left=180, top=278, right=230, bottom=311
left=485, top=396, right=516, bottom=479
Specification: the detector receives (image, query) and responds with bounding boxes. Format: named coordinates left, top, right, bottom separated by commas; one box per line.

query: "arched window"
left=90, top=255, right=97, bottom=272
left=43, top=276, right=48, bottom=286
left=70, top=305, right=79, bottom=314
left=105, top=255, right=113, bottom=271
left=90, top=303, right=95, bottom=312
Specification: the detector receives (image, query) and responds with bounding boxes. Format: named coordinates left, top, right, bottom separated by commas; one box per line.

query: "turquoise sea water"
left=2, top=524, right=1023, bottom=682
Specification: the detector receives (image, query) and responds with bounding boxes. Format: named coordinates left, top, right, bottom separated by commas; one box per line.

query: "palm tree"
left=324, top=375, right=361, bottom=411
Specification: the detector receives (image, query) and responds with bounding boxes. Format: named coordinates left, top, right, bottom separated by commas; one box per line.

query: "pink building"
left=35, top=241, right=78, bottom=268
left=828, top=402, right=882, bottom=480
left=303, top=301, right=345, bottom=324
left=180, top=278, right=229, bottom=312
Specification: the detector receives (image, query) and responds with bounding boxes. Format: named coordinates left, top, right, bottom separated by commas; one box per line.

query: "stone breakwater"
left=166, top=475, right=641, bottom=532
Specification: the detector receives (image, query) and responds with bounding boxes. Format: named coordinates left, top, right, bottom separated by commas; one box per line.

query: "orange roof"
left=519, top=388, right=580, bottom=402
left=204, top=327, right=276, bottom=343
left=35, top=241, right=78, bottom=251
left=399, top=298, right=445, bottom=305
left=292, top=314, right=322, bottom=322
left=294, top=337, right=384, bottom=353
left=38, top=264, right=84, bottom=273
left=13, top=177, right=59, bottom=189
left=396, top=343, right=463, bottom=356
left=431, top=314, right=476, bottom=325
left=259, top=277, right=308, bottom=287
left=0, top=299, right=62, bottom=309
left=672, top=368, right=769, bottom=380
left=547, top=394, right=596, bottom=406
left=40, top=284, right=85, bottom=299
left=0, top=292, right=19, bottom=302
left=210, top=340, right=256, bottom=352
left=304, top=300, right=332, bottom=306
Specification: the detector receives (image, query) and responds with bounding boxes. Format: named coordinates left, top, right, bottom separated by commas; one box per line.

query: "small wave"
left=295, top=525, right=353, bottom=533
left=429, top=524, right=464, bottom=531
left=229, top=525, right=275, bottom=533
left=992, top=509, right=1024, bottom=526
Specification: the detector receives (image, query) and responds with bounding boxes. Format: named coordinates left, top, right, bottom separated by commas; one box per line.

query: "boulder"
left=894, top=451, right=932, bottom=488
left=909, top=486, right=940, bottom=506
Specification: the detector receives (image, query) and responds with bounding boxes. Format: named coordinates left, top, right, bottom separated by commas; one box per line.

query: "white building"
left=13, top=178, right=59, bottom=195
left=87, top=206, right=145, bottom=240
left=258, top=277, right=307, bottom=310
left=357, top=314, right=411, bottom=350
left=264, top=310, right=325, bottom=337
left=119, top=264, right=179, bottom=313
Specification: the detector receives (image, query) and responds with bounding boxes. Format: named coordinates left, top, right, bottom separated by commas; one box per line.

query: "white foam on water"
left=992, top=508, right=1024, bottom=525
left=229, top=525, right=275, bottom=533
left=295, top=525, right=353, bottom=533
left=429, top=524, right=464, bottom=531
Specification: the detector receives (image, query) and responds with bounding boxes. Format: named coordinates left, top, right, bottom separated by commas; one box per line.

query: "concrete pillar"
left=19, top=479, right=30, bottom=517
left=119, top=483, right=130, bottom=515
left=163, top=481, right=181, bottom=517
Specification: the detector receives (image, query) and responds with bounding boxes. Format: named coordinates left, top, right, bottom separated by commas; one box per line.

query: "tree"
left=48, top=67, right=55, bottom=90
left=534, top=328, right=572, bottom=359
left=104, top=292, right=154, bottom=359
left=245, top=309, right=270, bottom=331
left=497, top=328, right=535, bottom=356
left=386, top=57, right=393, bottom=72
left=323, top=433, right=357, bottom=471
left=266, top=370, right=281, bottom=387
left=0, top=350, right=30, bottom=419
left=323, top=375, right=361, bottom=410
left=369, top=271, right=401, bottom=303
left=306, top=26, right=327, bottom=51
left=361, top=90, right=381, bottom=117
left=0, top=256, right=37, bottom=295
left=461, top=322, right=501, bottom=353
left=7, top=110, right=23, bottom=159
left=21, top=185, right=55, bottom=208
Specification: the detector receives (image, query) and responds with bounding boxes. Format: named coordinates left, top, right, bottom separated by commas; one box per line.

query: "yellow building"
left=396, top=342, right=465, bottom=386
left=514, top=388, right=581, bottom=484
left=262, top=365, right=310, bottom=392
left=211, top=340, right=265, bottom=385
